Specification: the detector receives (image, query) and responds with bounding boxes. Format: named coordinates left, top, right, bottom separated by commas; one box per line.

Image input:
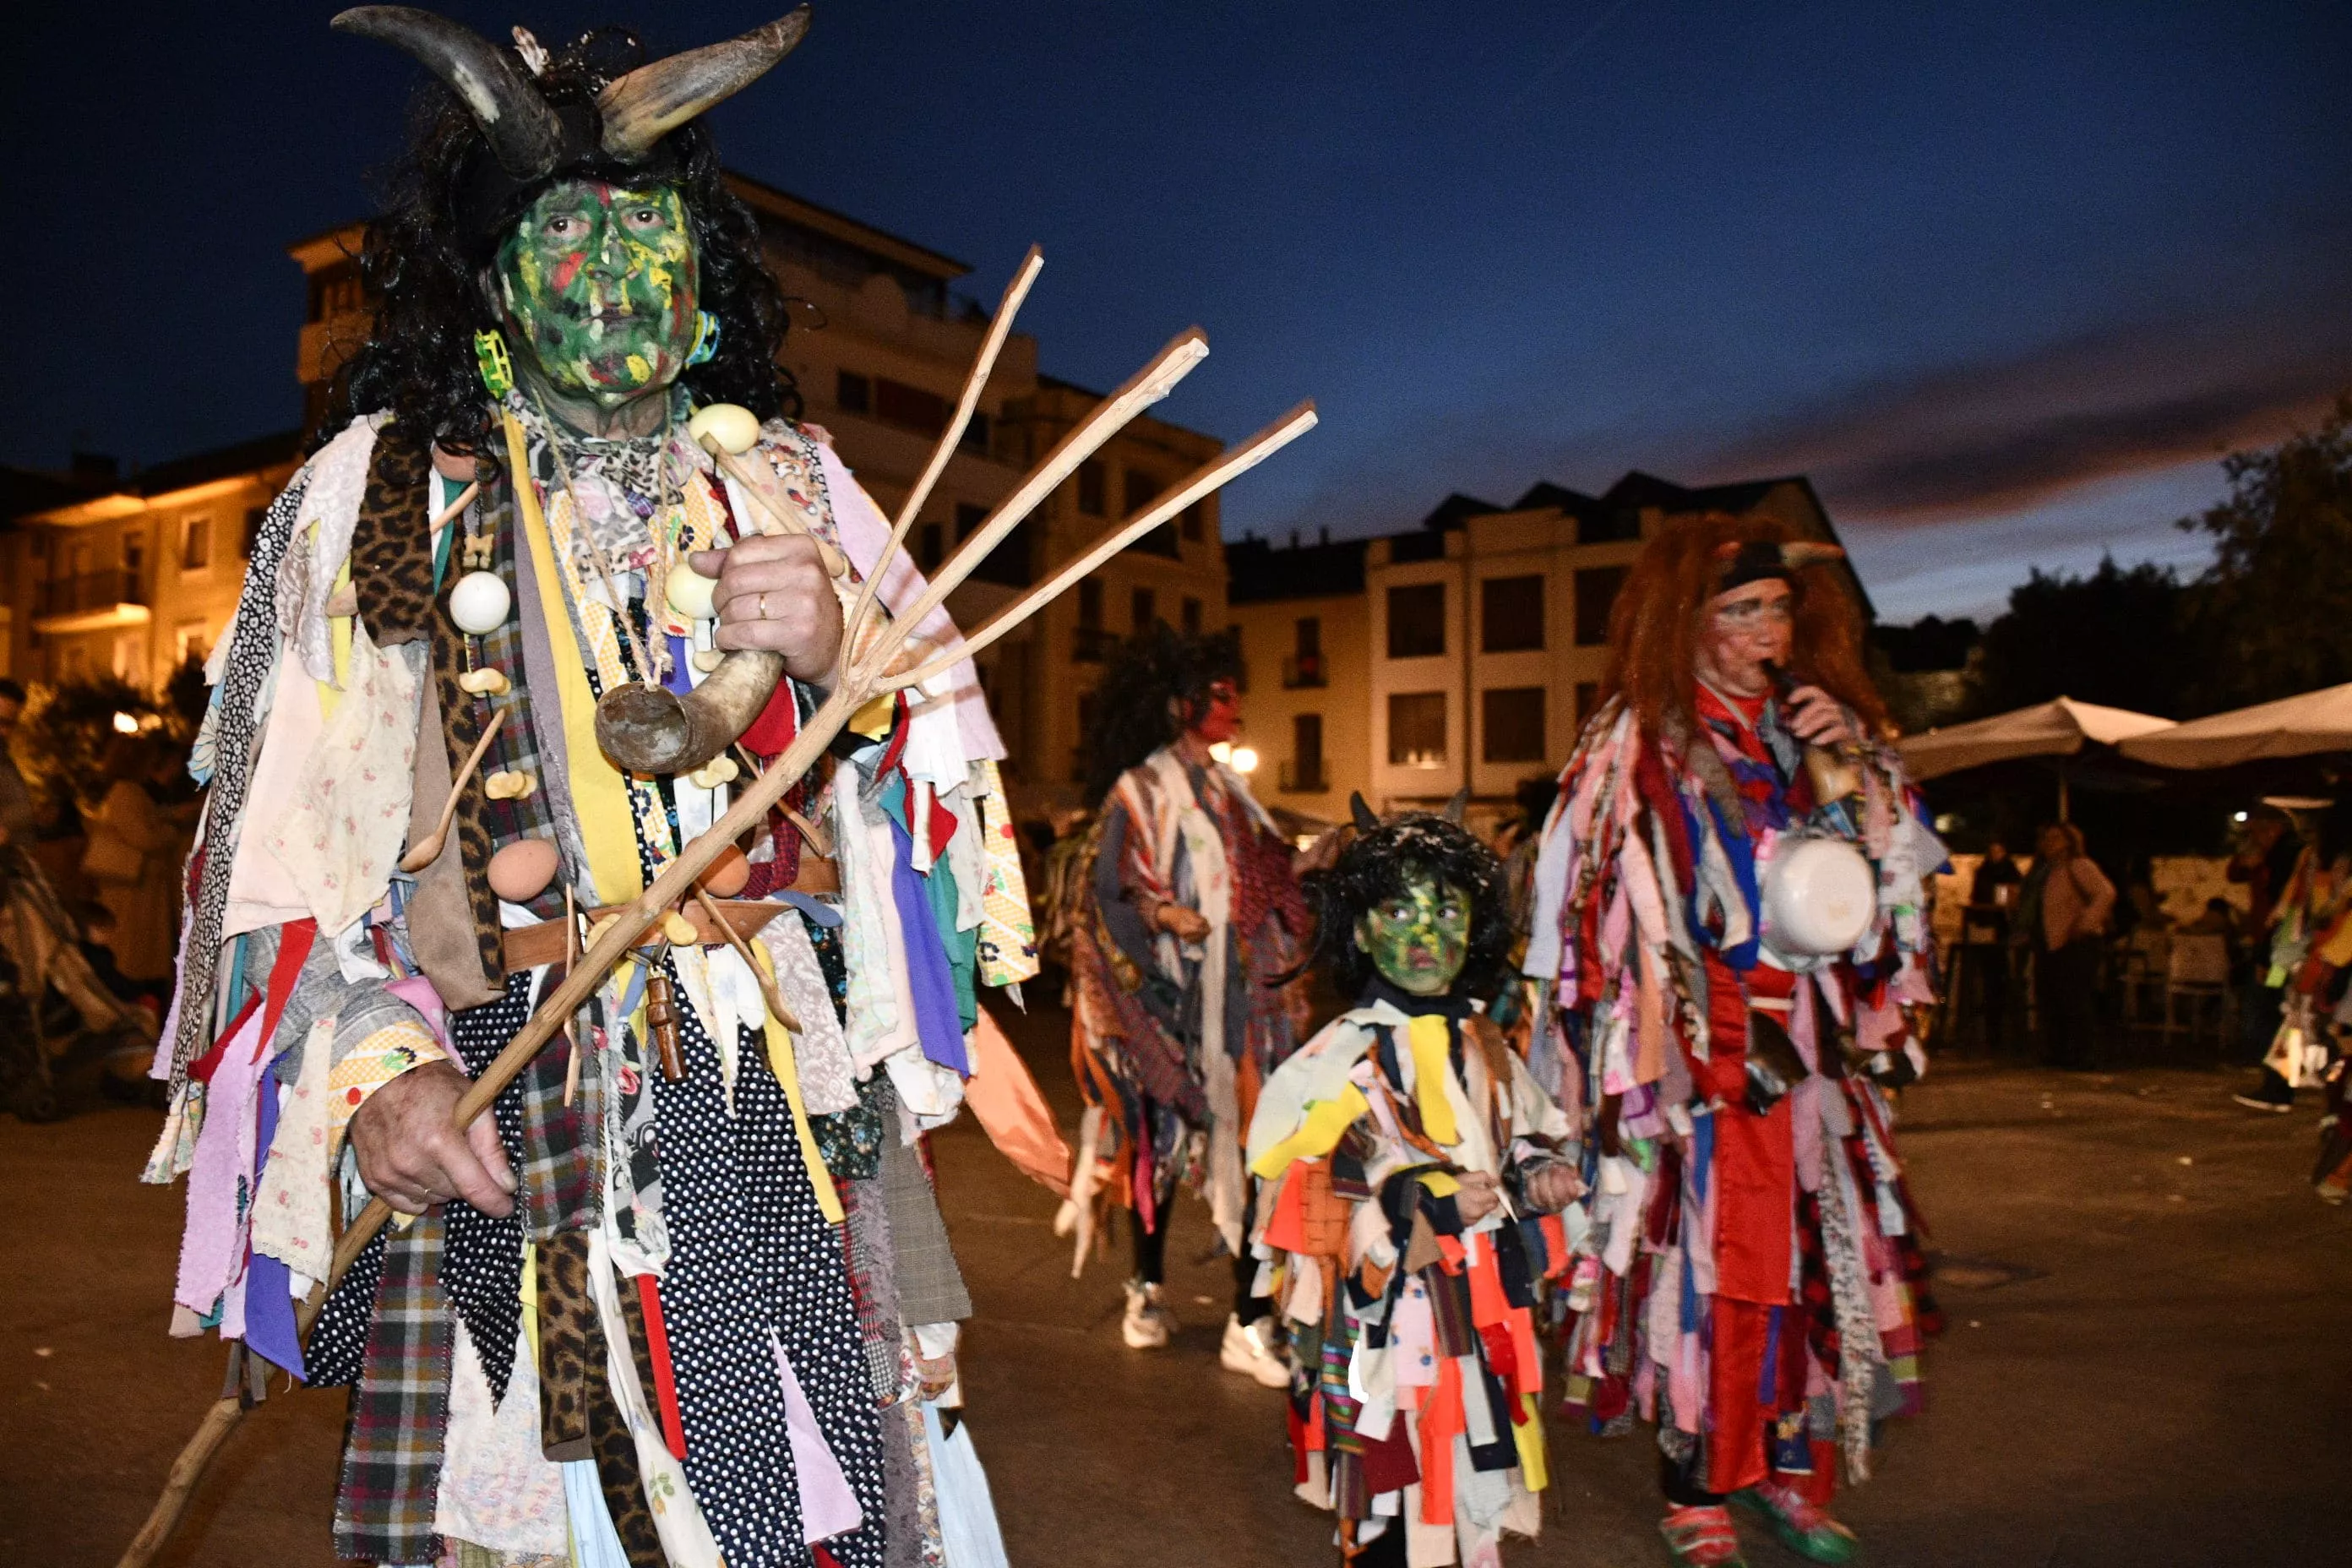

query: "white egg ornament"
left=688, top=402, right=762, bottom=457
left=449, top=569, right=512, bottom=635
left=666, top=562, right=719, bottom=622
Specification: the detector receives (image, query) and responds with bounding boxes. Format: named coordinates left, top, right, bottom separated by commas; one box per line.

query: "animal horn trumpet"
left=597, top=8, right=813, bottom=161
left=331, top=7, right=564, bottom=179
left=595, top=650, right=784, bottom=776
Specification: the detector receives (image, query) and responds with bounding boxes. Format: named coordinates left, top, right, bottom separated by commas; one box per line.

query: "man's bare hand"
left=348, top=1059, right=516, bottom=1217
left=1453, top=1170, right=1503, bottom=1227
left=1524, top=1163, right=1583, bottom=1214
left=1153, top=902, right=1212, bottom=944
left=691, top=535, right=844, bottom=687
left=1785, top=684, right=1855, bottom=747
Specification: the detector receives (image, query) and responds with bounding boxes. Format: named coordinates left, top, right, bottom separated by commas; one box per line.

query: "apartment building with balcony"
left=13, top=175, right=1223, bottom=816
left=1227, top=471, right=1867, bottom=825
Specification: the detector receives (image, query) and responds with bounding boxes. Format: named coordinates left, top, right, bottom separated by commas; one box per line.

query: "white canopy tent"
left=1898, top=697, right=2177, bottom=783
left=2117, top=682, right=2352, bottom=770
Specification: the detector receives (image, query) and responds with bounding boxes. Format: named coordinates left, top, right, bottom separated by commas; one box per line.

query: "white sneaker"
left=1220, top=1313, right=1290, bottom=1388
left=1120, top=1280, right=1174, bottom=1349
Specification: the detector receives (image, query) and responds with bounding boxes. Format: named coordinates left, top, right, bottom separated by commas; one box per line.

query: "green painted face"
left=1355, top=874, right=1473, bottom=996
left=493, top=179, right=700, bottom=407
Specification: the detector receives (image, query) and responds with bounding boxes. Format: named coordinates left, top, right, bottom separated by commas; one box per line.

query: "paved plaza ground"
left=4, top=1004, right=2346, bottom=1566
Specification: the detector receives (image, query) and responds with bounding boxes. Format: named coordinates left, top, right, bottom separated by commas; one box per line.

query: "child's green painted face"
left=1355, top=874, right=1472, bottom=996
left=493, top=179, right=700, bottom=406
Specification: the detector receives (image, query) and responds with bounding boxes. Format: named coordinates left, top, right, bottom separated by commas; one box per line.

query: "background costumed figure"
left=139, top=11, right=1043, bottom=1565
left=1529, top=516, right=1946, bottom=1568
left=1244, top=799, right=1580, bottom=1568
left=1059, top=623, right=1309, bottom=1382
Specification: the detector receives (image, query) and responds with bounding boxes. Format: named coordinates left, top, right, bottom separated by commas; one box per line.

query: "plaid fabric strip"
left=333, top=1211, right=453, bottom=1565
left=842, top=1173, right=912, bottom=1403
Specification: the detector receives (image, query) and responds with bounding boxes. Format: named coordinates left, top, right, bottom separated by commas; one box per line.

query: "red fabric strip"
left=636, top=1273, right=690, bottom=1460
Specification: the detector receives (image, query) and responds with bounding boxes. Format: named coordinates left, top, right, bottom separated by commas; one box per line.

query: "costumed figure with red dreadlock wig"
left=1527, top=515, right=1946, bottom=1568
left=1244, top=798, right=1580, bottom=1568
left=1059, top=623, right=1309, bottom=1383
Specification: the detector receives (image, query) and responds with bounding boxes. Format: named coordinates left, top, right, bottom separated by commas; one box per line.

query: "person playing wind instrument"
left=141, top=11, right=1043, bottom=1565
left=1530, top=516, right=1946, bottom=1568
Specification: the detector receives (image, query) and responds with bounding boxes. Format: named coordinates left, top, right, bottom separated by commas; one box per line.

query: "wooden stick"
left=561, top=886, right=583, bottom=1108
left=885, top=401, right=1320, bottom=692
left=708, top=444, right=850, bottom=578
left=429, top=480, right=482, bottom=534
left=397, top=706, right=506, bottom=874
left=844, top=246, right=1043, bottom=656
left=695, top=884, right=801, bottom=1033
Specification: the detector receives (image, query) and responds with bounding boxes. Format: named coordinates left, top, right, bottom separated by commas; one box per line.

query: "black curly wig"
left=1081, top=623, right=1244, bottom=806
left=1297, top=812, right=1513, bottom=1002
left=327, top=26, right=798, bottom=457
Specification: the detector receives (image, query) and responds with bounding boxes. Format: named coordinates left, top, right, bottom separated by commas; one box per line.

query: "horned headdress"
left=332, top=5, right=809, bottom=239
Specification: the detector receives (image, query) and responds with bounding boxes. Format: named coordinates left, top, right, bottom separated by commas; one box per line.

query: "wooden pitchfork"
left=116, top=246, right=1315, bottom=1568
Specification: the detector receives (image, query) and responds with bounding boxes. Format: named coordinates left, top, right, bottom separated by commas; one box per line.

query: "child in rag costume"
left=1245, top=801, right=1581, bottom=1567
left=1529, top=516, right=1945, bottom=1568
left=1060, top=624, right=1309, bottom=1383
left=141, top=13, right=1039, bottom=1566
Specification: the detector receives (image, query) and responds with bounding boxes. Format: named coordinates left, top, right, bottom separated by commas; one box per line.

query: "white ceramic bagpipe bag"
left=1761, top=832, right=1878, bottom=963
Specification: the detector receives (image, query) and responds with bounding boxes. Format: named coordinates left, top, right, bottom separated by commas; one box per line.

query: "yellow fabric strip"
left=324, top=557, right=353, bottom=718
left=1248, top=1083, right=1369, bottom=1179
left=750, top=942, right=844, bottom=1223
left=504, top=409, right=644, bottom=903
left=1407, top=1014, right=1460, bottom=1146
left=1415, top=1168, right=1462, bottom=1199
left=326, top=1021, right=447, bottom=1155
left=1513, top=1392, right=1548, bottom=1489
left=520, top=1238, right=540, bottom=1368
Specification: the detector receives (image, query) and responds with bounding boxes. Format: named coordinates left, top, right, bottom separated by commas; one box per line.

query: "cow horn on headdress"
left=598, top=8, right=812, bottom=159
left=330, top=6, right=566, bottom=177
left=333, top=5, right=812, bottom=170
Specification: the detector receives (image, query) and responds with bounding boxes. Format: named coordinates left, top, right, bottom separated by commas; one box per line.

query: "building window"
left=1283, top=616, right=1325, bottom=689
left=1386, top=583, right=1446, bottom=659
left=1123, top=469, right=1159, bottom=515
left=176, top=620, right=213, bottom=666
left=836, top=370, right=871, bottom=414
left=1576, top=681, right=1601, bottom=730
left=1179, top=502, right=1204, bottom=542
left=180, top=514, right=213, bottom=574
left=1482, top=574, right=1544, bottom=653
left=1077, top=460, right=1107, bottom=517
left=917, top=522, right=945, bottom=572
left=241, top=506, right=267, bottom=560
left=875, top=376, right=950, bottom=436
left=1073, top=692, right=1097, bottom=781
left=1482, top=687, right=1546, bottom=763
left=960, top=411, right=991, bottom=455
left=1181, top=596, right=1202, bottom=634
left=1573, top=566, right=1626, bottom=646
left=1075, top=579, right=1109, bottom=662
left=1228, top=623, right=1251, bottom=692
left=1282, top=713, right=1326, bottom=792
left=122, top=528, right=145, bottom=582
left=1388, top=692, right=1447, bottom=768
left=1131, top=587, right=1157, bottom=631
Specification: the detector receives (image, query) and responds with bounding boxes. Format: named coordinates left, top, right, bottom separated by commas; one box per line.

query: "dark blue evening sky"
left=9, top=2, right=2349, bottom=620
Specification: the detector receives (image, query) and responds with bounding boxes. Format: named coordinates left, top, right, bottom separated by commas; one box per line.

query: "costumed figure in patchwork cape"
left=1059, top=624, right=1309, bottom=1383
left=143, top=10, right=1047, bottom=1565
left=1527, top=515, right=1946, bottom=1568
left=1244, top=800, right=1581, bottom=1568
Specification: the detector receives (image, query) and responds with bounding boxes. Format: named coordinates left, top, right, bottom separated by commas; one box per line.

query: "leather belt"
left=499, top=857, right=840, bottom=977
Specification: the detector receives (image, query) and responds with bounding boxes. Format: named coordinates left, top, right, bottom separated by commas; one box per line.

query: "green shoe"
left=1732, top=1483, right=1859, bottom=1565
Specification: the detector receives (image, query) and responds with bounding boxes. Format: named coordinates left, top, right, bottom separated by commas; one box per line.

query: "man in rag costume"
left=1059, top=624, right=1307, bottom=1382
left=142, top=11, right=1041, bottom=1566
left=1528, top=519, right=1945, bottom=1568
left=1244, top=801, right=1580, bottom=1568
